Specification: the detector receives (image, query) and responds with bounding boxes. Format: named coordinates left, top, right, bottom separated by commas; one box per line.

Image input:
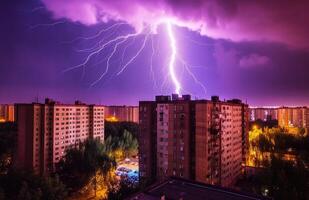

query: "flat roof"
left=128, top=178, right=268, bottom=200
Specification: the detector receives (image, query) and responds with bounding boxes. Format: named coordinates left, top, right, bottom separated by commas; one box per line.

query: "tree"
left=0, top=187, right=5, bottom=200
left=57, top=138, right=116, bottom=198
left=257, top=134, right=272, bottom=153
left=0, top=171, right=68, bottom=200
left=105, top=121, right=138, bottom=140
left=41, top=175, right=67, bottom=200
left=244, top=125, right=309, bottom=200
left=17, top=181, right=32, bottom=200
left=256, top=155, right=309, bottom=200
left=119, top=130, right=138, bottom=158
left=0, top=122, right=17, bottom=174
left=102, top=123, right=139, bottom=161
left=108, top=176, right=139, bottom=200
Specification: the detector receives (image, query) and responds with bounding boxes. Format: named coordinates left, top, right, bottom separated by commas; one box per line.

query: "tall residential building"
left=250, top=106, right=309, bottom=129
left=0, top=104, right=15, bottom=122
left=277, top=107, right=309, bottom=128
left=14, top=98, right=104, bottom=174
left=249, top=107, right=278, bottom=121
left=139, top=95, right=249, bottom=187
left=104, top=106, right=139, bottom=123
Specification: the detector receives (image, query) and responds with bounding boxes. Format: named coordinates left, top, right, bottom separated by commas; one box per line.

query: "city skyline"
left=1, top=0, right=309, bottom=106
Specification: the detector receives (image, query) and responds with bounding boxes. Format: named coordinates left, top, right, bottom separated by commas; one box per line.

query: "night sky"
left=1, top=0, right=309, bottom=106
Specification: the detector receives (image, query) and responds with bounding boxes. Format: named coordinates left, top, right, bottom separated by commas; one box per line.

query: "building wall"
left=167, top=101, right=192, bottom=180
left=0, top=104, right=15, bottom=122
left=138, top=102, right=157, bottom=183
left=139, top=95, right=248, bottom=187
left=14, top=104, right=35, bottom=172
left=156, top=103, right=169, bottom=179
left=278, top=107, right=308, bottom=128
left=242, top=105, right=250, bottom=166
left=251, top=106, right=309, bottom=129
left=220, top=104, right=243, bottom=187
left=104, top=106, right=139, bottom=123
left=195, top=102, right=244, bottom=187
left=195, top=103, right=210, bottom=183
left=250, top=108, right=278, bottom=121
left=306, top=110, right=309, bottom=129
left=15, top=100, right=104, bottom=174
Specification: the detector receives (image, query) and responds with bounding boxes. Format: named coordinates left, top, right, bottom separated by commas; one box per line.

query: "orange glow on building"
left=104, top=106, right=139, bottom=123
left=105, top=116, right=119, bottom=122
left=0, top=104, right=15, bottom=122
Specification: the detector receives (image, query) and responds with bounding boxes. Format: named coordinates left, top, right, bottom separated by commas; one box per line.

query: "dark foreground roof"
left=128, top=178, right=269, bottom=200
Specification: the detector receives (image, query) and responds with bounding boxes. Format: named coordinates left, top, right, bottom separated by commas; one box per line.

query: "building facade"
left=250, top=106, right=309, bottom=129
left=139, top=95, right=249, bottom=187
left=15, top=98, right=104, bottom=174
left=0, top=104, right=15, bottom=122
left=277, top=107, right=309, bottom=128
left=249, top=107, right=278, bottom=121
left=104, top=106, right=139, bottom=123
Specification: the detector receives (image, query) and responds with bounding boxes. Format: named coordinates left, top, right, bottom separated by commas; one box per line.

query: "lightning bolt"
left=62, top=32, right=141, bottom=74
left=64, top=22, right=128, bottom=45
left=116, top=33, right=149, bottom=75
left=179, top=57, right=207, bottom=96
left=166, top=21, right=181, bottom=95
left=56, top=20, right=206, bottom=93
left=28, top=20, right=66, bottom=30
left=149, top=35, right=158, bottom=89
left=30, top=6, right=45, bottom=13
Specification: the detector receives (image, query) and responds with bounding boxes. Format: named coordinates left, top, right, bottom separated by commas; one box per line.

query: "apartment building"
left=0, top=104, right=15, bottom=122
left=139, top=95, right=249, bottom=187
left=278, top=107, right=309, bottom=128
left=249, top=107, right=278, bottom=121
left=250, top=106, right=309, bottom=129
left=104, top=106, right=139, bottom=123
left=14, top=98, right=104, bottom=174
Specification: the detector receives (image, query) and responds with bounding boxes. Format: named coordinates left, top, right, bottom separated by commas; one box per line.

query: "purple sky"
left=1, top=0, right=309, bottom=106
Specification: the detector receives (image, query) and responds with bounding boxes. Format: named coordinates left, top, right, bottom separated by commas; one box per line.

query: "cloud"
left=239, top=54, right=270, bottom=68
left=213, top=43, right=238, bottom=70
left=41, top=0, right=309, bottom=48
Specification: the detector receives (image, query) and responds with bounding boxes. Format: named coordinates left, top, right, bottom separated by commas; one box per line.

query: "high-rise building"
left=250, top=106, right=309, bottom=129
left=104, top=106, right=139, bottom=123
left=14, top=98, right=105, bottom=174
left=138, top=95, right=249, bottom=187
left=249, top=107, right=278, bottom=121
left=0, top=104, right=15, bottom=122
left=278, top=107, right=309, bottom=128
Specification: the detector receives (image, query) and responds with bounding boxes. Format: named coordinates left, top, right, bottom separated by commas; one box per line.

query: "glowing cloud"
left=42, top=0, right=309, bottom=48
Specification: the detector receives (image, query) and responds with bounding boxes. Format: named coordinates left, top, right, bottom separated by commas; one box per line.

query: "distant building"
left=128, top=177, right=268, bottom=200
left=250, top=106, right=309, bottom=130
left=0, top=104, right=15, bottom=122
left=14, top=98, right=104, bottom=174
left=104, top=106, right=139, bottom=123
left=249, top=107, right=278, bottom=121
left=139, top=95, right=249, bottom=187
left=278, top=107, right=309, bottom=128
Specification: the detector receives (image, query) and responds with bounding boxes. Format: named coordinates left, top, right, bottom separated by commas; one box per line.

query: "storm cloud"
left=42, top=0, right=309, bottom=48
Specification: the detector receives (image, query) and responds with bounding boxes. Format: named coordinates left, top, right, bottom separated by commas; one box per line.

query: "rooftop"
left=128, top=178, right=268, bottom=200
